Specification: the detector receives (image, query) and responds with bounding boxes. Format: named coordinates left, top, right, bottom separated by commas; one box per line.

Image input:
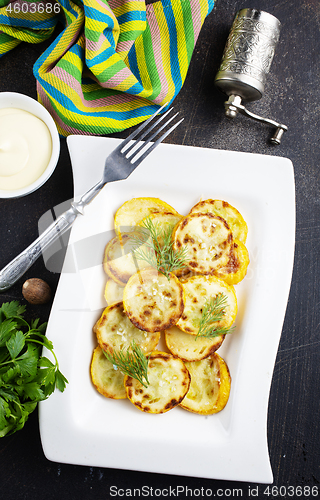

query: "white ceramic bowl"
left=0, top=92, right=60, bottom=198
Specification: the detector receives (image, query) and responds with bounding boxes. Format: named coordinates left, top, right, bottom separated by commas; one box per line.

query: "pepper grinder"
left=214, top=9, right=287, bottom=145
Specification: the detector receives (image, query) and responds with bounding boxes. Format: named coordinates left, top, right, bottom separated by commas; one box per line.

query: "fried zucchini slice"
left=172, top=213, right=233, bottom=275
left=90, top=346, right=126, bottom=399
left=104, top=279, right=124, bottom=305
left=139, top=211, right=182, bottom=247
left=123, top=268, right=184, bottom=332
left=165, top=326, right=224, bottom=362
left=114, top=197, right=179, bottom=234
left=103, top=232, right=152, bottom=285
left=179, top=353, right=231, bottom=415
left=214, top=239, right=250, bottom=285
left=176, top=275, right=237, bottom=335
left=173, top=267, right=197, bottom=280
left=94, top=302, right=160, bottom=355
left=189, top=199, right=248, bottom=243
left=124, top=351, right=190, bottom=413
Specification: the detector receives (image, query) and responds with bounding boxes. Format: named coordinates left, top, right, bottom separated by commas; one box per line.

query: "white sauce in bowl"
left=0, top=108, right=52, bottom=190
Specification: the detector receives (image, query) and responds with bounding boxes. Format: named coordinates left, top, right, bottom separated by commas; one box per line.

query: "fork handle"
left=0, top=206, right=79, bottom=292
left=0, top=180, right=105, bottom=292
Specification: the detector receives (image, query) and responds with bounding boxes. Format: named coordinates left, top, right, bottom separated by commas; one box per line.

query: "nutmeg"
left=22, top=278, right=52, bottom=305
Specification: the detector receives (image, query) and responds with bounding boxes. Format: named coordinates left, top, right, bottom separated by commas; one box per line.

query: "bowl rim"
left=0, top=92, right=60, bottom=199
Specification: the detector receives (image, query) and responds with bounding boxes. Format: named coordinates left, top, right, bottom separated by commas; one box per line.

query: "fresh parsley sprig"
left=103, top=340, right=149, bottom=388
left=196, top=293, right=235, bottom=339
left=0, top=301, right=68, bottom=437
left=130, top=216, right=188, bottom=279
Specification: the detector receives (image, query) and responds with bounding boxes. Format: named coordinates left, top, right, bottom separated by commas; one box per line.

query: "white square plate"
left=39, top=136, right=295, bottom=483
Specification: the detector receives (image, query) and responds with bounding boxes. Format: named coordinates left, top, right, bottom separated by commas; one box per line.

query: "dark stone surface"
left=1, top=0, right=320, bottom=498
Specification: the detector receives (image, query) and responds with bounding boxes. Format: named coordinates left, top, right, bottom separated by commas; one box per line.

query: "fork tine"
left=103, top=105, right=184, bottom=184
left=126, top=111, right=179, bottom=159
left=119, top=104, right=168, bottom=150
left=130, top=117, right=184, bottom=166
left=122, top=107, right=175, bottom=156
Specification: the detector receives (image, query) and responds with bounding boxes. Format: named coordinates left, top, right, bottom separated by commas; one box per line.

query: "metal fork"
left=0, top=106, right=183, bottom=292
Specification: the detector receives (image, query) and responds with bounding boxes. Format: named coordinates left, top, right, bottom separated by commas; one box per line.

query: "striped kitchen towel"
left=0, top=0, right=214, bottom=136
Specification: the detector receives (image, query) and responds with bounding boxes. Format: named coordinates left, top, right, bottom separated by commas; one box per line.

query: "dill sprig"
left=103, top=340, right=149, bottom=388
left=196, top=293, right=235, bottom=339
left=130, top=216, right=188, bottom=279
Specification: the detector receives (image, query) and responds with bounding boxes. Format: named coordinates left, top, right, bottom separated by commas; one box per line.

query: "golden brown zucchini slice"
left=90, top=346, right=126, bottom=399
left=173, top=267, right=197, bottom=280
left=123, top=268, right=184, bottom=332
left=94, top=302, right=160, bottom=355
left=172, top=213, right=233, bottom=275
left=189, top=199, right=248, bottom=243
left=139, top=211, right=183, bottom=247
left=124, top=351, right=190, bottom=413
left=176, top=275, right=237, bottom=335
left=214, top=239, right=250, bottom=285
left=179, top=353, right=231, bottom=415
left=104, top=279, right=124, bottom=305
left=114, top=197, right=179, bottom=234
left=103, top=232, right=151, bottom=285
left=165, top=325, right=224, bottom=362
